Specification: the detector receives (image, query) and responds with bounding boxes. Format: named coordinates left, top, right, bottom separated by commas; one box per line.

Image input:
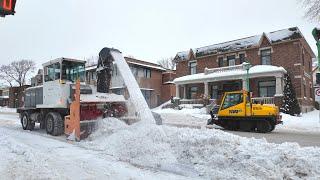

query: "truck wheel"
left=256, top=120, right=271, bottom=133
left=46, top=112, right=64, bottom=136
left=21, top=113, right=35, bottom=131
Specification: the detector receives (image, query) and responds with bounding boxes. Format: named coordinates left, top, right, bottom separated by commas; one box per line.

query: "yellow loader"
left=208, top=90, right=282, bottom=133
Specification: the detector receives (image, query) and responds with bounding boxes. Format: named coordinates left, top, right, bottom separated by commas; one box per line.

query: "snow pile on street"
left=85, top=117, right=320, bottom=179
left=278, top=110, right=320, bottom=133
left=0, top=107, right=16, bottom=113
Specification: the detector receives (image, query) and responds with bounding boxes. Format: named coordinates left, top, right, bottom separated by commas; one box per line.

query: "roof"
left=175, top=27, right=303, bottom=61
left=42, top=57, right=86, bottom=67
left=174, top=64, right=287, bottom=84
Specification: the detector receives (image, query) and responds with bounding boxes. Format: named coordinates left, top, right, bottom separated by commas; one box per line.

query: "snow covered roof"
left=126, top=61, right=166, bottom=71
left=85, top=60, right=166, bottom=71
left=174, top=64, right=287, bottom=84
left=175, top=27, right=303, bottom=61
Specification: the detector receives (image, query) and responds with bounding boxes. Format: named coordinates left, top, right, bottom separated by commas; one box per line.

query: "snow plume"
left=85, top=118, right=320, bottom=179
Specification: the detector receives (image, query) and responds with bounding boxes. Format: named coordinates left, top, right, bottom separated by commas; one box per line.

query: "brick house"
left=173, top=27, right=315, bottom=113
left=86, top=57, right=176, bottom=108
left=0, top=88, right=9, bottom=106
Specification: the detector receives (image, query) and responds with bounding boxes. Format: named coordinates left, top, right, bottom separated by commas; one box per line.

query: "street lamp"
left=243, top=62, right=252, bottom=91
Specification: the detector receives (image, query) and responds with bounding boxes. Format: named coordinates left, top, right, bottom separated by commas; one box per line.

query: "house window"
left=144, top=68, right=151, bottom=78
left=258, top=81, right=275, bottom=97
left=310, top=84, right=313, bottom=99
left=188, top=86, right=198, bottom=99
left=189, top=61, right=197, bottom=75
left=309, top=61, right=312, bottom=72
left=218, top=57, right=224, bottom=67
left=227, top=55, right=236, bottom=66
left=239, top=53, right=245, bottom=64
left=302, top=49, right=305, bottom=66
left=261, top=49, right=271, bottom=65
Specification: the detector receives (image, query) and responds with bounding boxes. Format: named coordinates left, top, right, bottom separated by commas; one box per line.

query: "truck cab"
left=39, top=58, right=89, bottom=109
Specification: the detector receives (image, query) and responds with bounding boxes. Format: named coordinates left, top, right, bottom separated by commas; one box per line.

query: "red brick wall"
left=137, top=69, right=163, bottom=108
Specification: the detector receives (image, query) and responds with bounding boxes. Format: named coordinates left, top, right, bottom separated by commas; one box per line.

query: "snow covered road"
left=0, top=114, right=194, bottom=180
left=1, top=110, right=320, bottom=179
left=154, top=107, right=320, bottom=147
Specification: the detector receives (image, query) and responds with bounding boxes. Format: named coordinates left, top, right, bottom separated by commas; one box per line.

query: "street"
left=157, top=110, right=320, bottom=147
left=226, top=129, right=320, bottom=147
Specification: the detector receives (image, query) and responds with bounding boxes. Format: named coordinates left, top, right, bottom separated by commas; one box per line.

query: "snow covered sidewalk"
left=278, top=110, right=320, bottom=133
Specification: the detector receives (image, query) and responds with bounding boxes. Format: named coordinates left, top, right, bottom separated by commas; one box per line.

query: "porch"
left=173, top=64, right=287, bottom=106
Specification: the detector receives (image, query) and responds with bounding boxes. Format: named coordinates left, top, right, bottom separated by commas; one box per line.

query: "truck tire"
left=45, top=112, right=64, bottom=136
left=21, top=112, right=35, bottom=131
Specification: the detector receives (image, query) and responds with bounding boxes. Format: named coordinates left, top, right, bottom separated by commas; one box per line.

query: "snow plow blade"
left=65, top=80, right=127, bottom=141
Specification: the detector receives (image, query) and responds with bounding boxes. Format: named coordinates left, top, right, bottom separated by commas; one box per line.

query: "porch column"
left=183, top=85, right=187, bottom=99
left=242, top=78, right=248, bottom=91
left=176, top=84, right=180, bottom=98
left=275, top=76, right=283, bottom=96
left=204, top=81, right=209, bottom=97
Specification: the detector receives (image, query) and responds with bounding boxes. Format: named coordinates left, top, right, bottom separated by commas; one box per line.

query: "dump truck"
left=17, top=48, right=127, bottom=140
left=208, top=90, right=282, bottom=133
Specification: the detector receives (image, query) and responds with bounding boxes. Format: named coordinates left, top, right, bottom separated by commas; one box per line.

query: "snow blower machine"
left=207, top=90, right=282, bottom=133
left=17, top=48, right=127, bottom=141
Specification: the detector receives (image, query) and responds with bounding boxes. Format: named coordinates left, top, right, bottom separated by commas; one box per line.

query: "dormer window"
left=261, top=49, right=271, bottom=65
left=239, top=53, right=246, bottom=64
left=227, top=55, right=236, bottom=66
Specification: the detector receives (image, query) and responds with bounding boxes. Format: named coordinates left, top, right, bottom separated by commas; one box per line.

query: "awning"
left=174, top=64, right=287, bottom=85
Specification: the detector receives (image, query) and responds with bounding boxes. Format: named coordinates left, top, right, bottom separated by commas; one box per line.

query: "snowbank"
left=0, top=107, right=16, bottom=113
left=278, top=110, right=320, bottom=133
left=84, top=118, right=320, bottom=179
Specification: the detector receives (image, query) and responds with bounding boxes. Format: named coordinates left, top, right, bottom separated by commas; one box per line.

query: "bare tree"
left=0, top=60, right=36, bottom=87
left=302, top=0, right=320, bottom=21
left=157, top=57, right=175, bottom=70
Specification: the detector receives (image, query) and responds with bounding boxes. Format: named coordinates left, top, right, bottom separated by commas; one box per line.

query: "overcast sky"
left=0, top=0, right=319, bottom=68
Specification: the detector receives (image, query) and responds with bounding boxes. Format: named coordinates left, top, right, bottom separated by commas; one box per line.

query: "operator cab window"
left=45, top=62, right=60, bottom=82
left=61, top=61, right=85, bottom=82
left=221, top=93, right=243, bottom=109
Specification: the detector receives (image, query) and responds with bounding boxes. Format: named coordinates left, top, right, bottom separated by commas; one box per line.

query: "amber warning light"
left=0, top=0, right=17, bottom=17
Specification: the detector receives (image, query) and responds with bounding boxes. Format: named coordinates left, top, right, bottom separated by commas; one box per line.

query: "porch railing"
left=204, top=64, right=244, bottom=75
left=251, top=97, right=275, bottom=106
